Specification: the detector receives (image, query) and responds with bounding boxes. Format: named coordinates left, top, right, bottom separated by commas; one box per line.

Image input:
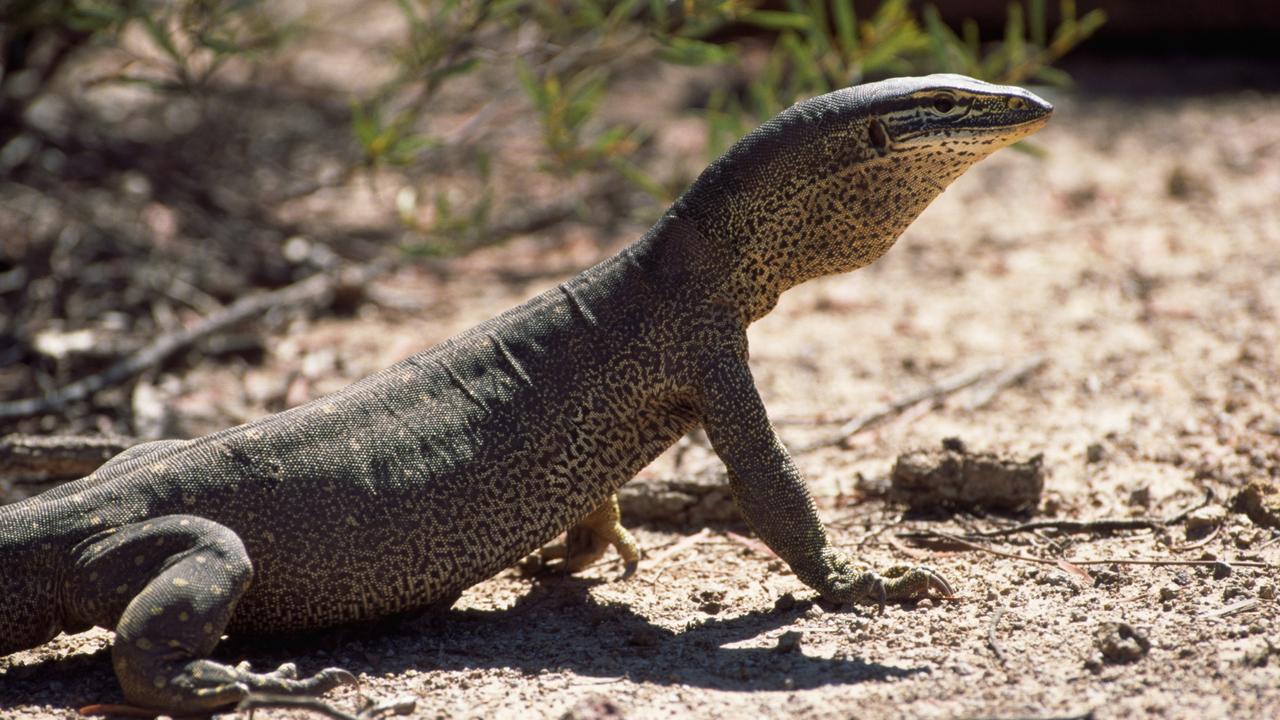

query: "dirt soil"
left=4, top=68, right=1280, bottom=720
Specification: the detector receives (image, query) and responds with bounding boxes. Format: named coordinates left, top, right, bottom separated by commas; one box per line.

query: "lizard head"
left=672, top=74, right=1051, bottom=322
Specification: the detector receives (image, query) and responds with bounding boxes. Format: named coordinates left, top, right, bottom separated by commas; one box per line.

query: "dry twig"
left=987, top=604, right=1008, bottom=665
left=901, top=530, right=1275, bottom=570
left=951, top=489, right=1214, bottom=539
left=0, top=261, right=391, bottom=421
left=1, top=433, right=137, bottom=483
left=791, top=356, right=1045, bottom=451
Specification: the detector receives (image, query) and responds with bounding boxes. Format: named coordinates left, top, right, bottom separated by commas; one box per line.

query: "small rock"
left=1093, top=569, right=1121, bottom=587
left=1235, top=529, right=1260, bottom=549
left=889, top=439, right=1044, bottom=512
left=1258, top=583, right=1275, bottom=600
left=1185, top=506, right=1226, bottom=540
left=627, top=628, right=663, bottom=648
left=1243, top=639, right=1274, bottom=668
left=1096, top=622, right=1151, bottom=664
left=1086, top=442, right=1106, bottom=464
left=774, top=630, right=804, bottom=654
left=1158, top=585, right=1179, bottom=602
left=773, top=592, right=798, bottom=613
left=1224, top=586, right=1247, bottom=601
left=561, top=695, right=626, bottom=720
left=1128, top=485, right=1152, bottom=509
left=694, top=588, right=727, bottom=615
left=1213, top=561, right=1233, bottom=579
left=1234, top=480, right=1280, bottom=529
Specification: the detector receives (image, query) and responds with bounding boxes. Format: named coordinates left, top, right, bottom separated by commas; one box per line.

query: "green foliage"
left=6, top=0, right=1103, bottom=254
left=700, top=0, right=1105, bottom=156
left=5, top=0, right=295, bottom=92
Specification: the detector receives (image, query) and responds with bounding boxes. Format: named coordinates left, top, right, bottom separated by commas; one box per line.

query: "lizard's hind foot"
left=168, top=660, right=356, bottom=709
left=545, top=494, right=641, bottom=578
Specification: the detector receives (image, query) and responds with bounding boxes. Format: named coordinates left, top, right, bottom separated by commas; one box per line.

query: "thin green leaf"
left=1004, top=2, right=1026, bottom=67
left=141, top=15, right=183, bottom=65
left=741, top=10, right=812, bottom=31
left=658, top=37, right=735, bottom=66
left=1033, top=64, right=1073, bottom=87
left=1029, top=0, right=1046, bottom=47
left=832, top=0, right=858, bottom=58
left=1010, top=140, right=1047, bottom=158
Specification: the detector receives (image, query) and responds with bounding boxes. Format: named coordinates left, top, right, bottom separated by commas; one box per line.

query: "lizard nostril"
left=867, top=118, right=889, bottom=153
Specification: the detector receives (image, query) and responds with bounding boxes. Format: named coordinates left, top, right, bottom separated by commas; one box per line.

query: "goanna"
left=0, top=74, right=1051, bottom=713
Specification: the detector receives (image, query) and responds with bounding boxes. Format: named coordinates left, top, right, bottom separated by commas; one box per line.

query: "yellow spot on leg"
left=136, top=638, right=153, bottom=650
left=153, top=675, right=167, bottom=689
left=179, top=612, right=190, bottom=622
left=172, top=578, right=190, bottom=588
left=202, top=623, right=214, bottom=635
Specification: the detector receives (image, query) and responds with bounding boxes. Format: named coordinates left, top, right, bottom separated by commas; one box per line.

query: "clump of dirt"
left=890, top=436, right=1044, bottom=512
left=1235, top=479, right=1280, bottom=529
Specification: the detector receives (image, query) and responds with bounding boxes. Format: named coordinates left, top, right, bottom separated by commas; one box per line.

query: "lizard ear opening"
left=867, top=118, right=889, bottom=154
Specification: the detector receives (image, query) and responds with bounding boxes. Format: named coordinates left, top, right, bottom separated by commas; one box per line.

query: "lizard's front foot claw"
left=818, top=554, right=953, bottom=610
left=880, top=564, right=955, bottom=601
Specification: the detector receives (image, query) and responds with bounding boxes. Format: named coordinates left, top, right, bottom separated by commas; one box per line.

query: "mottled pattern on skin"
left=0, top=74, right=1051, bottom=713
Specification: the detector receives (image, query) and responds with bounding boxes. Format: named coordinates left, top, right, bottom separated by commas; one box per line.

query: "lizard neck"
left=667, top=145, right=958, bottom=326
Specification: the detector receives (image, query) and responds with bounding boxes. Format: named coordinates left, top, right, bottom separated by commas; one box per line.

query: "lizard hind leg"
left=561, top=494, right=640, bottom=578
left=65, top=515, right=353, bottom=713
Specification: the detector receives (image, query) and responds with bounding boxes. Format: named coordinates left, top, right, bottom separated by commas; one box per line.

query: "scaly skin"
left=0, top=74, right=1051, bottom=713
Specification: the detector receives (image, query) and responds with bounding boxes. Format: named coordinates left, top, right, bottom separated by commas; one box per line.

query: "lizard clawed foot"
left=164, top=659, right=356, bottom=710
left=818, top=552, right=954, bottom=612
left=880, top=564, right=954, bottom=599
left=539, top=494, right=641, bottom=580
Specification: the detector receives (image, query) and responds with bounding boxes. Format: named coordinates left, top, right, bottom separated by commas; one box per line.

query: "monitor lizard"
left=0, top=74, right=1052, bottom=713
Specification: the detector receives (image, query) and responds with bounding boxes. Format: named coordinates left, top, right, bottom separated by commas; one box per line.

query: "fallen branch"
left=987, top=604, right=1008, bottom=666
left=0, top=261, right=391, bottom=421
left=936, top=489, right=1215, bottom=540
left=900, top=530, right=1275, bottom=570
left=1197, top=599, right=1259, bottom=619
left=964, top=355, right=1049, bottom=410
left=792, top=356, right=1045, bottom=451
left=0, top=433, right=137, bottom=483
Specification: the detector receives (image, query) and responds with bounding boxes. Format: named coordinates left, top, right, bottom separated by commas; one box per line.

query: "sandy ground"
left=4, top=86, right=1280, bottom=719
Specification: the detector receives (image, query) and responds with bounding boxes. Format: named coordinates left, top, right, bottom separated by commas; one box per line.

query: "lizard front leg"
left=697, top=349, right=952, bottom=608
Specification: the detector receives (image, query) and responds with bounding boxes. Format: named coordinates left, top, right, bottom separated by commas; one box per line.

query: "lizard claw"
left=880, top=564, right=955, bottom=601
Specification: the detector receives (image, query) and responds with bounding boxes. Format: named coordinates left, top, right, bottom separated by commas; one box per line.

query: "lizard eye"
left=932, top=96, right=956, bottom=114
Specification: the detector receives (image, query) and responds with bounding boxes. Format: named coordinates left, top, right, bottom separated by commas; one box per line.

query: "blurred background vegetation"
left=0, top=0, right=1117, bottom=432
left=0, top=0, right=1115, bottom=431
left=3, top=0, right=1103, bottom=249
